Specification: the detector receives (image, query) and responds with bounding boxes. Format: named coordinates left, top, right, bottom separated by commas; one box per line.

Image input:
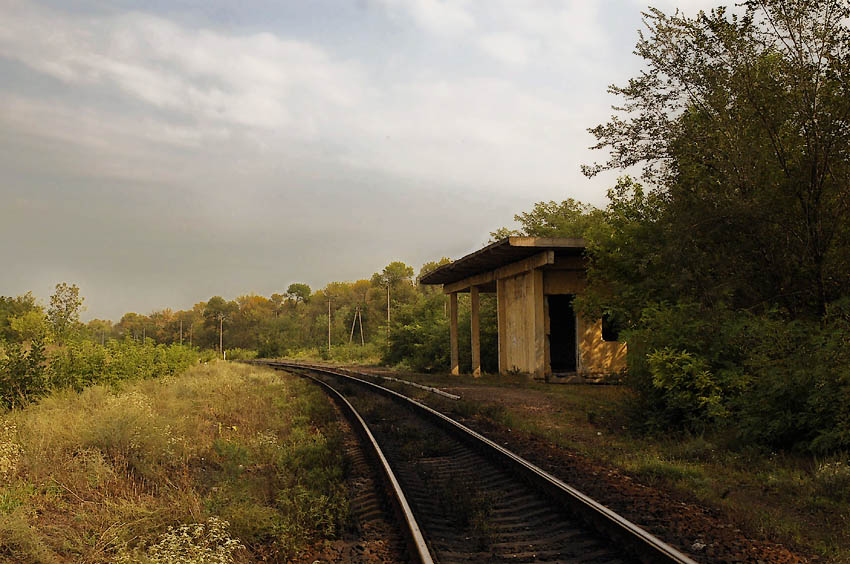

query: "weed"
left=813, top=460, right=850, bottom=502
left=116, top=517, right=243, bottom=564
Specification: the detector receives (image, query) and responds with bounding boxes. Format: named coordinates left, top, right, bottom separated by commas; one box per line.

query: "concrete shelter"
left=419, top=237, right=626, bottom=379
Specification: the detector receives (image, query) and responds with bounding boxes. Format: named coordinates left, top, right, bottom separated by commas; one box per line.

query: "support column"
left=496, top=278, right=506, bottom=374
left=449, top=292, right=459, bottom=375
left=470, top=286, right=481, bottom=377
left=532, top=269, right=546, bottom=379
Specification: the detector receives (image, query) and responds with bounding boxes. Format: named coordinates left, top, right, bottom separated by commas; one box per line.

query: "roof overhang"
left=419, top=237, right=586, bottom=292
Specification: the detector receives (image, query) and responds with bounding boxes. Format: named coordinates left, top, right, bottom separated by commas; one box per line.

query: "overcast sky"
left=0, top=0, right=718, bottom=320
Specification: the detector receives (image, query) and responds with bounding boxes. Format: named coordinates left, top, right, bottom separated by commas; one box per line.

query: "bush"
left=647, top=348, right=727, bottom=429
left=625, top=299, right=850, bottom=454
left=50, top=339, right=199, bottom=392
left=384, top=293, right=450, bottom=372
left=224, top=348, right=257, bottom=361
left=623, top=301, right=748, bottom=432
left=0, top=339, right=48, bottom=409
left=736, top=300, right=850, bottom=453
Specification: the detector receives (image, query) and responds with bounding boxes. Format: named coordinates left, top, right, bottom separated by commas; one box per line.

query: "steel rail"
left=291, top=368, right=434, bottom=564
left=266, top=360, right=700, bottom=564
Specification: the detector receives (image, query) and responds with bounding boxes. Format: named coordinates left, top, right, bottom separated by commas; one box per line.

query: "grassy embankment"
left=0, top=362, right=348, bottom=563
left=369, top=369, right=850, bottom=563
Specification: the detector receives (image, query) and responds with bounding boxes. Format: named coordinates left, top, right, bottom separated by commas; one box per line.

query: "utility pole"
left=219, top=315, right=223, bottom=360
left=327, top=297, right=332, bottom=351
left=358, top=308, right=365, bottom=346
left=349, top=306, right=357, bottom=345
left=386, top=283, right=391, bottom=337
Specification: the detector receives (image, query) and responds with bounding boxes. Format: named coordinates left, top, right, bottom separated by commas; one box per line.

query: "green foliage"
left=9, top=311, right=51, bottom=344
left=490, top=198, right=608, bottom=242
left=223, top=348, right=256, bottom=361
left=49, top=340, right=198, bottom=393
left=572, top=0, right=850, bottom=454
left=384, top=293, right=450, bottom=372
left=647, top=348, right=727, bottom=429
left=285, top=283, right=311, bottom=304
left=735, top=301, right=850, bottom=453
left=0, top=339, right=48, bottom=409
left=0, top=293, right=40, bottom=344
left=585, top=2, right=850, bottom=317
left=47, top=283, right=84, bottom=343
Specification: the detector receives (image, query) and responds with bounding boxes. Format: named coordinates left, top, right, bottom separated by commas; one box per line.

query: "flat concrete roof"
left=419, top=237, right=586, bottom=286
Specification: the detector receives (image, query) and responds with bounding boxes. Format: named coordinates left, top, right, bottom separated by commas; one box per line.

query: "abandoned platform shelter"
left=419, top=237, right=626, bottom=379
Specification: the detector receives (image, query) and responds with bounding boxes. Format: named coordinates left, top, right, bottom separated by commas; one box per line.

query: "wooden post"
left=328, top=298, right=332, bottom=351
left=386, top=284, right=391, bottom=336
left=219, top=316, right=223, bottom=359
left=470, top=286, right=481, bottom=377
left=449, top=292, right=459, bottom=375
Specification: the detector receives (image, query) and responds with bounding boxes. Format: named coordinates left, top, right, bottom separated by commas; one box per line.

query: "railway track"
left=260, top=361, right=699, bottom=564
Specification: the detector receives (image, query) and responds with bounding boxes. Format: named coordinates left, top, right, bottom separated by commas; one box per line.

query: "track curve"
left=260, top=361, right=699, bottom=564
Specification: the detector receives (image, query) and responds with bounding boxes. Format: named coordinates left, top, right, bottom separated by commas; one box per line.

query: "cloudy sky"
left=0, top=0, right=717, bottom=320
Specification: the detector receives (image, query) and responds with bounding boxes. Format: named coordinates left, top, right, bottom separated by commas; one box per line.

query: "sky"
left=0, top=0, right=718, bottom=321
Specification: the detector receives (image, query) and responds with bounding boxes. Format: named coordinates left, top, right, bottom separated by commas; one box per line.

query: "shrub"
left=224, top=348, right=256, bottom=361
left=647, top=348, right=727, bottom=429
left=116, top=518, right=244, bottom=564
left=736, top=300, right=850, bottom=453
left=623, top=301, right=748, bottom=432
left=0, top=339, right=48, bottom=409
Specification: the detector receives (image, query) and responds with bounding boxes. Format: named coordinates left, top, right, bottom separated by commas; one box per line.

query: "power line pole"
left=327, top=297, right=332, bottom=351
left=349, top=306, right=357, bottom=345
left=219, top=315, right=223, bottom=360
left=358, top=308, right=365, bottom=346
left=386, top=283, right=391, bottom=337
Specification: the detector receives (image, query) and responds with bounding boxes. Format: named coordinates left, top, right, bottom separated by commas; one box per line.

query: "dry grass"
left=0, top=362, right=348, bottom=563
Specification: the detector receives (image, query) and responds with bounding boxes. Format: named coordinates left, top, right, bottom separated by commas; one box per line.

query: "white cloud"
left=375, top=0, right=476, bottom=36
left=478, top=32, right=534, bottom=65
left=0, top=0, right=615, bottom=197
left=0, top=2, right=365, bottom=131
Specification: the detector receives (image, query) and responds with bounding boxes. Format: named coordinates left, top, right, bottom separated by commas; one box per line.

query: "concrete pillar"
left=470, top=286, right=481, bottom=377
left=532, top=269, right=546, bottom=379
left=496, top=278, right=506, bottom=374
left=449, top=292, right=459, bottom=375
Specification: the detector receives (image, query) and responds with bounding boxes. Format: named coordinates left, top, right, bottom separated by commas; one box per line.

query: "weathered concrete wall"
left=577, top=317, right=627, bottom=374
left=498, top=269, right=545, bottom=377
left=542, top=269, right=627, bottom=376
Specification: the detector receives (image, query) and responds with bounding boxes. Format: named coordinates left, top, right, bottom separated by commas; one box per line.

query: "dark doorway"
left=548, top=295, right=577, bottom=372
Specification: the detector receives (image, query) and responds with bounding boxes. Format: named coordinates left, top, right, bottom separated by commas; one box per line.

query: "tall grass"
left=0, top=363, right=348, bottom=563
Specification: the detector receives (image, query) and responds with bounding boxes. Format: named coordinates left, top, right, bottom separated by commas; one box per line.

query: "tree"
left=285, top=283, right=311, bottom=304
left=204, top=296, right=237, bottom=354
left=47, top=283, right=84, bottom=342
left=490, top=199, right=608, bottom=241
left=10, top=310, right=51, bottom=344
left=0, top=293, right=40, bottom=342
left=585, top=1, right=850, bottom=317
